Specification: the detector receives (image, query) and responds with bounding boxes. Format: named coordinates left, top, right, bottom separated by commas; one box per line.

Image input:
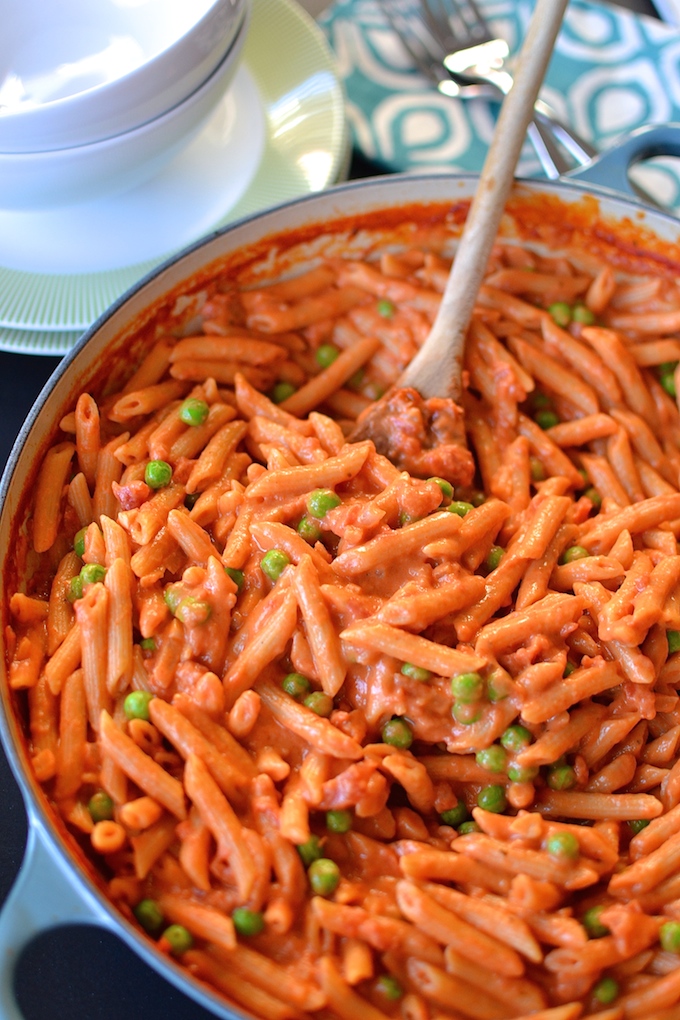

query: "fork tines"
left=420, top=0, right=494, bottom=52
left=378, top=0, right=497, bottom=88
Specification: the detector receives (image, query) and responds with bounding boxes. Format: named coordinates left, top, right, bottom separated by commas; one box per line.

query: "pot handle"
left=566, top=122, right=680, bottom=203
left=0, top=810, right=114, bottom=1020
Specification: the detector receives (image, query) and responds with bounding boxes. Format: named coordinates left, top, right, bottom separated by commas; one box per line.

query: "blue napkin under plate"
left=319, top=0, right=680, bottom=212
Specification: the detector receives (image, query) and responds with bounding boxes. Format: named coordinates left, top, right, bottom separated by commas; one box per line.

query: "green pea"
left=139, top=637, right=156, bottom=652
left=500, top=725, right=532, bottom=752
left=451, top=671, right=484, bottom=703
left=428, top=476, right=453, bottom=503
left=485, top=545, right=504, bottom=571
left=376, top=298, right=396, bottom=318
left=308, top=857, right=341, bottom=897
left=382, top=717, right=413, bottom=749
left=123, top=690, right=154, bottom=721
left=282, top=672, right=311, bottom=700
left=507, top=763, right=539, bottom=783
left=531, top=392, right=553, bottom=411
left=457, top=820, right=481, bottom=835
left=582, top=905, right=610, bottom=939
left=224, top=566, right=245, bottom=591
left=449, top=500, right=474, bottom=517
left=529, top=456, right=546, bottom=482
left=184, top=491, right=200, bottom=510
left=162, top=924, right=194, bottom=955
left=297, top=835, right=323, bottom=866
left=144, top=459, right=173, bottom=489
left=297, top=516, right=322, bottom=544
left=67, top=574, right=84, bottom=603
left=374, top=975, right=403, bottom=1000
left=439, top=802, right=469, bottom=828
left=269, top=381, right=297, bottom=404
left=534, top=409, right=560, bottom=430
left=668, top=630, right=680, bottom=654
left=593, top=977, right=619, bottom=1005
left=179, top=398, right=210, bottom=426
left=546, top=764, right=577, bottom=791
left=348, top=368, right=365, bottom=389
left=164, top=586, right=183, bottom=614
left=307, top=488, right=341, bottom=518
left=477, top=784, right=507, bottom=814
left=326, top=809, right=352, bottom=834
left=260, top=548, right=290, bottom=581
left=88, top=790, right=114, bottom=822
left=175, top=596, right=212, bottom=625
left=659, top=363, right=678, bottom=398
left=133, top=898, right=165, bottom=936
left=559, top=545, right=590, bottom=564
left=451, top=701, right=483, bottom=725
left=315, top=344, right=340, bottom=368
left=584, top=486, right=602, bottom=508
left=487, top=672, right=510, bottom=703
left=628, top=819, right=650, bottom=835
left=548, top=301, right=572, bottom=327
left=475, top=745, right=507, bottom=773
left=304, top=691, right=334, bottom=717
left=232, top=908, right=265, bottom=937
left=546, top=831, right=580, bottom=860
left=660, top=920, right=680, bottom=953
left=399, top=510, right=422, bottom=527
left=401, top=662, right=432, bottom=682
left=469, top=490, right=486, bottom=507
left=660, top=374, right=678, bottom=400
left=73, top=527, right=87, bottom=558
left=563, top=662, right=576, bottom=677
left=571, top=303, right=596, bottom=325
left=80, top=562, right=106, bottom=586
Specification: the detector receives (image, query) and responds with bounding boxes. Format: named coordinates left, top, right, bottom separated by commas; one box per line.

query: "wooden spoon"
left=351, top=0, right=570, bottom=484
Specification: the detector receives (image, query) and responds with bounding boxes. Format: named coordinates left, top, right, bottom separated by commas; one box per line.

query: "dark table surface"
left=0, top=0, right=664, bottom=1016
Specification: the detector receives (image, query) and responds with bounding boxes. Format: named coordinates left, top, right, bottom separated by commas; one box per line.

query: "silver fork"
left=379, top=0, right=597, bottom=179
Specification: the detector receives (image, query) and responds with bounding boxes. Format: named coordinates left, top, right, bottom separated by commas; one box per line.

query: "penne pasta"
left=14, top=205, right=680, bottom=1020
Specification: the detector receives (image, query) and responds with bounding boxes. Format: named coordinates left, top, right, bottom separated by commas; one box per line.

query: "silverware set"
left=378, top=0, right=600, bottom=179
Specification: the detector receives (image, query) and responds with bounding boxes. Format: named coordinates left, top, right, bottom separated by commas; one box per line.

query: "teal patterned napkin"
left=319, top=0, right=680, bottom=212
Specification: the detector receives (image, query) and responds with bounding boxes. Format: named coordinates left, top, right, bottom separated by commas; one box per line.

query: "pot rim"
left=1, top=163, right=678, bottom=1020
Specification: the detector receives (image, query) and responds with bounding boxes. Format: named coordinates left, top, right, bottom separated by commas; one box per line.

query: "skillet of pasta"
left=8, top=189, right=680, bottom=1020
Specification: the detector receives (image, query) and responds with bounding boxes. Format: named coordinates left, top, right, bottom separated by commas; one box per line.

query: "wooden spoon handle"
left=399, top=0, right=570, bottom=401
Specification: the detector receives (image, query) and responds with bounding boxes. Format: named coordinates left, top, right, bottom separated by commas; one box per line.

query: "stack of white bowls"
left=0, top=0, right=250, bottom=209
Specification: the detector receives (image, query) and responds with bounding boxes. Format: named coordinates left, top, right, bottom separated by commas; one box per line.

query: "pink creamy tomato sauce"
left=6, top=191, right=680, bottom=1019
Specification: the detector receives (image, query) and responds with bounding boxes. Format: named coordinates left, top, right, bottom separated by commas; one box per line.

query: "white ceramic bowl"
left=0, top=0, right=248, bottom=154
left=0, top=9, right=249, bottom=212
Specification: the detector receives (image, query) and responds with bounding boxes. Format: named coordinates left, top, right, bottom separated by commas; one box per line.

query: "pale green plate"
left=0, top=0, right=349, bottom=355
